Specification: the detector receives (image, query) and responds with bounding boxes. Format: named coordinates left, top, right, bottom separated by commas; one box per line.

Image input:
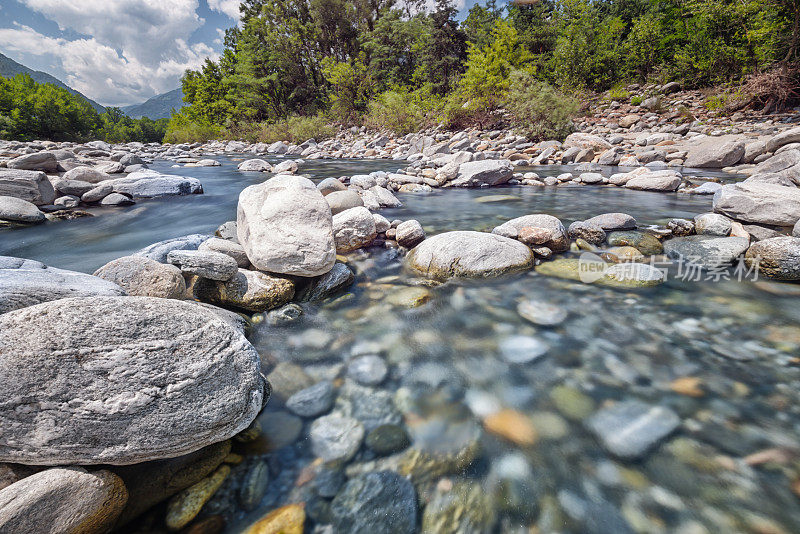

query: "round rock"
left=330, top=471, right=417, bottom=534
left=93, top=255, right=186, bottom=299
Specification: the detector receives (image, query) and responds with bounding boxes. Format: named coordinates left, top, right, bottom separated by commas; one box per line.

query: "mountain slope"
left=0, top=52, right=105, bottom=113
left=122, top=88, right=185, bottom=119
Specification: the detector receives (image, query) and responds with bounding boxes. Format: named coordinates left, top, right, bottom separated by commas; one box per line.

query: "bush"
left=605, top=83, right=630, bottom=101
left=506, top=70, right=579, bottom=141
left=365, top=90, right=427, bottom=135
left=163, top=111, right=221, bottom=143
left=258, top=114, right=334, bottom=144
left=630, top=95, right=643, bottom=106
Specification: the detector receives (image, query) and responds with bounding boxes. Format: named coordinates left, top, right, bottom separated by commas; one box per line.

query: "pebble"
left=347, top=355, right=388, bottom=385
left=239, top=460, right=270, bottom=512
left=483, top=409, right=538, bottom=446
left=365, top=424, right=411, bottom=455
left=242, top=503, right=305, bottom=534
left=165, top=464, right=231, bottom=530
left=286, top=381, right=335, bottom=418
left=516, top=299, right=568, bottom=326
left=330, top=471, right=417, bottom=534
left=586, top=400, right=681, bottom=459
left=499, top=335, right=549, bottom=364
left=309, top=413, right=365, bottom=462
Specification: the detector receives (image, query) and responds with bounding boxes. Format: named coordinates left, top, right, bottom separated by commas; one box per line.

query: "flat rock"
left=6, top=152, right=57, bottom=173
left=663, top=235, right=750, bottom=268
left=135, top=234, right=210, bottom=263
left=492, top=214, right=569, bottom=252
left=0, top=196, right=45, bottom=223
left=450, top=159, right=513, bottom=187
left=407, top=231, right=534, bottom=280
left=583, top=213, right=637, bottom=230
left=297, top=262, right=355, bottom=301
left=0, top=169, right=56, bottom=205
left=102, top=170, right=202, bottom=198
left=713, top=181, right=800, bottom=226
left=624, top=170, right=681, bottom=191
left=0, top=259, right=125, bottom=314
left=94, top=255, right=185, bottom=299
left=63, top=166, right=111, bottom=184
left=684, top=139, right=745, bottom=168
left=0, top=296, right=266, bottom=465
left=167, top=249, right=238, bottom=281
left=586, top=400, right=680, bottom=458
left=198, top=237, right=250, bottom=268
left=0, top=467, right=127, bottom=534
left=237, top=174, right=335, bottom=277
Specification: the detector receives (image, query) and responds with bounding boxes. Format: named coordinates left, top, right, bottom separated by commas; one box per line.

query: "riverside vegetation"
left=4, top=1, right=800, bottom=534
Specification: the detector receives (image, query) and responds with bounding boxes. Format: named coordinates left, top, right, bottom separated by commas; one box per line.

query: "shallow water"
left=3, top=158, right=800, bottom=533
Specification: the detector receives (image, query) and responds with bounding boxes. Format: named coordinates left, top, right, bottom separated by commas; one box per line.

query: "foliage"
left=257, top=114, right=335, bottom=143
left=605, top=83, right=630, bottom=101
left=163, top=110, right=221, bottom=143
left=630, top=95, right=643, bottom=105
left=506, top=70, right=579, bottom=141
left=0, top=74, right=166, bottom=142
left=322, top=54, right=374, bottom=123
left=365, top=90, right=428, bottom=134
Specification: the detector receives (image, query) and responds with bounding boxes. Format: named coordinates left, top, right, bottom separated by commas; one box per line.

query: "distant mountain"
left=122, top=88, right=185, bottom=120
left=0, top=51, right=105, bottom=113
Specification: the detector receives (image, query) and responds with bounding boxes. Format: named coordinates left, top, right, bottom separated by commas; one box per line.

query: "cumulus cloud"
left=0, top=24, right=215, bottom=106
left=5, top=0, right=220, bottom=105
left=207, top=0, right=242, bottom=20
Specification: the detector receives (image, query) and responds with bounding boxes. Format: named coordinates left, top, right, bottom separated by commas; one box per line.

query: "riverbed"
left=4, top=157, right=800, bottom=533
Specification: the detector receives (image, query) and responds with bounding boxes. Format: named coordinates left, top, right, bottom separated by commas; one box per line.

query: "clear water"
left=3, top=157, right=799, bottom=533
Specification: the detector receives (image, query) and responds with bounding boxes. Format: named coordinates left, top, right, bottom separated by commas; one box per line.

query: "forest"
left=165, top=0, right=800, bottom=143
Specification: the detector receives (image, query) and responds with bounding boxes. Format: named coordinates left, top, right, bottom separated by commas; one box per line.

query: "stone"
left=309, top=413, right=365, bottom=462
left=165, top=464, right=230, bottom=530
left=167, top=249, right=239, bottom=281
left=713, top=181, right=800, bottom=226
left=563, top=133, right=611, bottom=152
left=373, top=213, right=391, bottom=233
left=238, top=159, right=272, bottom=172
left=332, top=206, right=377, bottom=253
left=199, top=237, right=250, bottom=268
left=100, top=193, right=134, bottom=206
left=326, top=190, right=363, bottom=215
left=365, top=424, right=411, bottom=455
left=766, top=126, right=800, bottom=152
left=237, top=174, right=336, bottom=277
left=668, top=219, right=694, bottom=236
left=113, top=441, right=231, bottom=525
left=684, top=139, right=746, bottom=168
left=499, top=335, right=549, bottom=364
left=240, top=465, right=270, bottom=516
left=606, top=231, right=664, bottom=255
left=298, top=262, right=354, bottom=301
left=624, top=170, right=682, bottom=191
left=583, top=212, right=637, bottom=230
left=318, top=177, right=347, bottom=195
left=517, top=300, right=567, bottom=326
left=94, top=255, right=185, bottom=299
left=550, top=386, right=595, bottom=421
left=586, top=400, right=680, bottom=459
left=0, top=467, right=127, bottom=534
left=0, top=260, right=125, bottom=314
left=0, top=296, right=266, bottom=465
left=0, top=169, right=55, bottom=205
left=579, top=172, right=604, bottom=184
left=450, top=159, right=513, bottom=187
left=63, top=166, right=112, bottom=184
left=81, top=184, right=114, bottom=203
left=395, top=219, right=425, bottom=248
left=422, top=481, right=495, bottom=534
left=242, top=503, right=305, bottom=534
left=664, top=235, right=751, bottom=268
left=0, top=196, right=45, bottom=223
left=694, top=213, right=732, bottom=236
left=603, top=262, right=665, bottom=287
left=330, top=471, right=417, bottom=534
left=102, top=170, right=202, bottom=198
left=286, top=381, right=335, bottom=418
left=53, top=178, right=94, bottom=197
left=407, top=231, right=534, bottom=280
left=6, top=152, right=57, bottom=172
left=53, top=194, right=80, bottom=208
left=484, top=409, right=538, bottom=446
left=492, top=214, right=569, bottom=252
left=272, top=160, right=298, bottom=174
left=135, top=234, right=209, bottom=263
left=568, top=221, right=606, bottom=244
left=745, top=236, right=800, bottom=280
left=194, top=268, right=294, bottom=312
left=518, top=226, right=550, bottom=245
left=369, top=185, right=402, bottom=207
left=687, top=182, right=723, bottom=195
left=385, top=286, right=431, bottom=308
left=347, top=355, right=388, bottom=385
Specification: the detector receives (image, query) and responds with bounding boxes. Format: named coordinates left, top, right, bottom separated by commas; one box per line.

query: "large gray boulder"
left=0, top=296, right=267, bottom=465
left=93, top=256, right=186, bottom=299
left=0, top=259, right=126, bottom=314
left=194, top=268, right=295, bottom=312
left=663, top=235, right=750, bottom=268
left=684, top=139, right=745, bottom=168
left=101, top=170, right=202, bottom=198
left=63, top=166, right=112, bottom=184
left=450, top=160, right=513, bottom=187
left=332, top=206, right=377, bottom=253
left=492, top=214, right=569, bottom=252
left=326, top=189, right=364, bottom=215
left=0, top=467, right=128, bottom=534
left=237, top=159, right=272, bottom=172
left=752, top=149, right=800, bottom=179
left=766, top=127, right=800, bottom=152
left=237, top=174, right=336, bottom=277
left=6, top=152, right=58, bottom=173
left=624, top=170, right=682, bottom=191
left=713, top=181, right=800, bottom=226
left=0, top=169, right=56, bottom=205
left=0, top=196, right=45, bottom=224
left=407, top=231, right=535, bottom=279
left=563, top=133, right=611, bottom=152
left=745, top=236, right=800, bottom=280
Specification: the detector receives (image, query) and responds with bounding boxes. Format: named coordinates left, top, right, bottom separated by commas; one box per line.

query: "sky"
left=0, top=0, right=474, bottom=108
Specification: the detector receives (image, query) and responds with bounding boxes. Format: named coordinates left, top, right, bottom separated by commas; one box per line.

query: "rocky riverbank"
left=3, top=96, right=800, bottom=532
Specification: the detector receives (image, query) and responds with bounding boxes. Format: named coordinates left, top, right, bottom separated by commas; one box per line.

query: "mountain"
left=0, top=51, right=105, bottom=113
left=121, top=88, right=185, bottom=120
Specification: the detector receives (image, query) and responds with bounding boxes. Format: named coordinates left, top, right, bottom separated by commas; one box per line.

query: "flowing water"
left=3, top=157, right=800, bottom=533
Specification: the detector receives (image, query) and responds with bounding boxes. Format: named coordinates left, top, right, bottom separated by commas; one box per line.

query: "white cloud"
left=208, top=0, right=241, bottom=20
left=0, top=24, right=216, bottom=106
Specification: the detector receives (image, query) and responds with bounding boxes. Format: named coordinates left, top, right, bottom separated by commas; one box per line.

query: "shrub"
left=365, top=90, right=426, bottom=135
left=630, top=95, right=643, bottom=106
left=605, top=83, right=630, bottom=101
left=258, top=114, right=334, bottom=144
left=163, top=111, right=221, bottom=143
left=506, top=70, right=579, bottom=141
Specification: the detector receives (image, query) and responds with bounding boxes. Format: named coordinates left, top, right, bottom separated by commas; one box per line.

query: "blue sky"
left=0, top=0, right=477, bottom=107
